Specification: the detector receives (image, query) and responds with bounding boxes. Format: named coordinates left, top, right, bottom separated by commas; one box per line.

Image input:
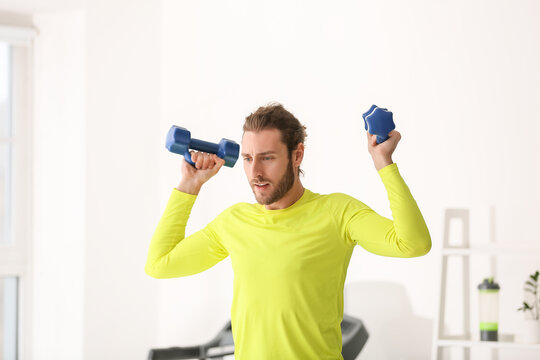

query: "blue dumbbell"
left=362, top=105, right=396, bottom=144
left=166, top=125, right=240, bottom=168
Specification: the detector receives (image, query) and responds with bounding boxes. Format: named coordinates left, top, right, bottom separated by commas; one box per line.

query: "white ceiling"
left=0, top=0, right=85, bottom=14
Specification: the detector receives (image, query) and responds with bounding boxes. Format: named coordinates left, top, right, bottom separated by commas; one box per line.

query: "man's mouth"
left=254, top=182, right=270, bottom=190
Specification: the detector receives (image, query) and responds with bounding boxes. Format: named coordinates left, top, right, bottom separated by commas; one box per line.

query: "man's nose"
left=250, top=158, right=263, bottom=179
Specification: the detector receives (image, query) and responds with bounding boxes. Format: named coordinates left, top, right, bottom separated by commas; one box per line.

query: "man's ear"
left=294, top=143, right=304, bottom=165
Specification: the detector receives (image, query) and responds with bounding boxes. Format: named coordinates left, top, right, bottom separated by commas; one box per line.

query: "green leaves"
left=523, top=271, right=538, bottom=293
left=518, top=270, right=540, bottom=320
left=518, top=301, right=533, bottom=312
left=525, top=281, right=538, bottom=293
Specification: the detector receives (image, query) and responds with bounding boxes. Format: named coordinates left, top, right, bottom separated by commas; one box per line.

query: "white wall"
left=29, top=1, right=164, bottom=359
left=84, top=0, right=162, bottom=359
left=32, top=10, right=85, bottom=360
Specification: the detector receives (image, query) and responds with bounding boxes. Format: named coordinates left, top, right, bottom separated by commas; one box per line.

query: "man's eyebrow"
left=241, top=151, right=277, bottom=157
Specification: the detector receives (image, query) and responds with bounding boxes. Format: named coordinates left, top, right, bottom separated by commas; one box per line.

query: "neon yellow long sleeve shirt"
left=145, top=163, right=431, bottom=359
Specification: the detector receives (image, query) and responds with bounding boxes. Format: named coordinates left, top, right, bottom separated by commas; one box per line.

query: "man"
left=145, top=103, right=431, bottom=360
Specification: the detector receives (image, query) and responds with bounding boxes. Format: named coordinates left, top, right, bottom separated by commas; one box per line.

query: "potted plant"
left=517, top=270, right=540, bottom=343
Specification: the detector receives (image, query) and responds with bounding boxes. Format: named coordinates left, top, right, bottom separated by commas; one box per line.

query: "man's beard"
left=253, top=157, right=296, bottom=206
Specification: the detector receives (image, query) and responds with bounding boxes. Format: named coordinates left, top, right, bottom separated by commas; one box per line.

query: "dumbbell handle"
left=190, top=139, right=220, bottom=154
left=183, top=139, right=220, bottom=167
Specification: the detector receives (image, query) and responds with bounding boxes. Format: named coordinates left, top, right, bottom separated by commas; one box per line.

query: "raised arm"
left=345, top=129, right=431, bottom=257
left=346, top=163, right=431, bottom=257
left=145, top=151, right=229, bottom=278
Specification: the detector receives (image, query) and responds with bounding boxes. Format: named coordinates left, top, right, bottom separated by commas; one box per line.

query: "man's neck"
left=264, top=180, right=305, bottom=210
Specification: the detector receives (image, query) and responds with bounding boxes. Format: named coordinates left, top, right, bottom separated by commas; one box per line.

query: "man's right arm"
left=145, top=151, right=228, bottom=278
left=144, top=188, right=228, bottom=278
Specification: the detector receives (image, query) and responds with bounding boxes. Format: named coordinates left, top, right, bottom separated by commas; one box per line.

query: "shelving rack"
left=431, top=208, right=540, bottom=360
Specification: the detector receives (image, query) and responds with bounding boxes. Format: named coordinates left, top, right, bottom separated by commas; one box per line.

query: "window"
left=0, top=24, right=35, bottom=360
left=0, top=277, right=17, bottom=360
left=0, top=41, right=12, bottom=246
left=0, top=40, right=18, bottom=360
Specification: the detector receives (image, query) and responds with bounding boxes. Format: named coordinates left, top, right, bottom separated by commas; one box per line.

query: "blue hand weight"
left=165, top=125, right=240, bottom=168
left=362, top=105, right=396, bottom=144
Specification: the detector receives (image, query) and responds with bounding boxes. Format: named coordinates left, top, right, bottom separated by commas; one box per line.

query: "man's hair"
left=243, top=102, right=307, bottom=177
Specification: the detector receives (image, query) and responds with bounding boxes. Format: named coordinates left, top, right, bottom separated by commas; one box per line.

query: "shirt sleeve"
left=346, top=163, right=431, bottom=258
left=144, top=189, right=229, bottom=278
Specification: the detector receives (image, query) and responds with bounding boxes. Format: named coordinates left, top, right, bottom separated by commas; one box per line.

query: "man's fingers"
left=195, top=152, right=224, bottom=170
left=201, top=153, right=212, bottom=169
left=366, top=132, right=377, bottom=147
left=388, top=130, right=402, bottom=145
left=188, top=151, right=226, bottom=171
left=388, top=130, right=401, bottom=139
left=195, top=153, right=204, bottom=169
left=367, top=130, right=401, bottom=147
left=192, top=151, right=208, bottom=169
left=213, top=155, right=225, bottom=171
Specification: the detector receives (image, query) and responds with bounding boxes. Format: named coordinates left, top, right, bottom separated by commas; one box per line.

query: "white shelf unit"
left=437, top=338, right=540, bottom=351
left=431, top=209, right=540, bottom=360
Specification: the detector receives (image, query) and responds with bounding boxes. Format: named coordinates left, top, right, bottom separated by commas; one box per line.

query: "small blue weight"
left=165, top=125, right=240, bottom=168
left=362, top=105, right=396, bottom=144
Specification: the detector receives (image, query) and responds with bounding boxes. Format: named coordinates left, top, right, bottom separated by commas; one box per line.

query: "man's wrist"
left=373, top=156, right=393, bottom=172
left=176, top=179, right=203, bottom=195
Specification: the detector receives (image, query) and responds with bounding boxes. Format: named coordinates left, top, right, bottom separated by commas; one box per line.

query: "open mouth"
left=254, top=183, right=270, bottom=190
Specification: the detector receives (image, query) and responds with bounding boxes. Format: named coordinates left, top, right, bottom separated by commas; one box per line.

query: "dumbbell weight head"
left=362, top=105, right=396, bottom=144
left=166, top=125, right=191, bottom=155
left=165, top=125, right=240, bottom=168
left=362, top=105, right=378, bottom=128
left=217, top=138, right=240, bottom=168
left=165, top=126, right=197, bottom=166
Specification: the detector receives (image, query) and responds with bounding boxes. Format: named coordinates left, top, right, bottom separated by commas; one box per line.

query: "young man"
left=145, top=103, right=431, bottom=360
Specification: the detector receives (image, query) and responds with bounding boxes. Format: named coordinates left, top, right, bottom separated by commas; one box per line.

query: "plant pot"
left=516, top=319, right=540, bottom=344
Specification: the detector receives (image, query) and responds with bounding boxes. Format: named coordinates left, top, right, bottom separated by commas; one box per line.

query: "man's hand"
left=366, top=130, right=401, bottom=171
left=176, top=151, right=226, bottom=195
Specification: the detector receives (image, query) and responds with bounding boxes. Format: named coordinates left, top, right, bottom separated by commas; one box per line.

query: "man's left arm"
left=348, top=130, right=431, bottom=257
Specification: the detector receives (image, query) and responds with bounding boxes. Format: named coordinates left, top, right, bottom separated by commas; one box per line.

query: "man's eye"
left=243, top=157, right=272, bottom=161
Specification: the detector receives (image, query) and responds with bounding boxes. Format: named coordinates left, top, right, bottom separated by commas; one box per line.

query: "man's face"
left=241, top=129, right=296, bottom=206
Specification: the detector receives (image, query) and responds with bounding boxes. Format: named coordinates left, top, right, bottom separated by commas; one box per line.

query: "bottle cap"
left=478, top=277, right=500, bottom=290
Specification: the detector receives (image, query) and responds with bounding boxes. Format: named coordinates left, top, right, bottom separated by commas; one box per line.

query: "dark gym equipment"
left=166, top=125, right=240, bottom=168
left=362, top=105, right=396, bottom=144
left=147, top=313, right=369, bottom=360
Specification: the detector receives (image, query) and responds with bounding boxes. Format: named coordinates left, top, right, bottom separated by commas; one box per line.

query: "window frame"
left=0, top=24, right=37, bottom=360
